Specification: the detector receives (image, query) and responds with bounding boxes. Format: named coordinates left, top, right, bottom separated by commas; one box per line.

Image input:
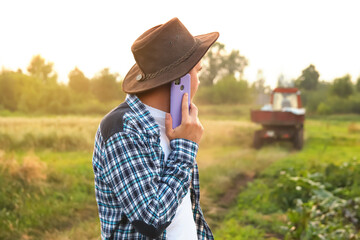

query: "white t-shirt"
left=144, top=104, right=197, bottom=240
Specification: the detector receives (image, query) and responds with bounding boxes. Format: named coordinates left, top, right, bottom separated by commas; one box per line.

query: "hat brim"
left=122, top=32, right=219, bottom=94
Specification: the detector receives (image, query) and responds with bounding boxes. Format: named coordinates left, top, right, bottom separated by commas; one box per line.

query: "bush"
left=300, top=82, right=330, bottom=113
left=300, top=81, right=360, bottom=115
left=317, top=102, right=332, bottom=115
left=327, top=96, right=353, bottom=113
left=272, top=172, right=319, bottom=211
left=67, top=99, right=121, bottom=115
left=215, top=219, right=265, bottom=240
left=196, top=75, right=252, bottom=104
left=285, top=197, right=360, bottom=240
left=349, top=94, right=360, bottom=113
left=314, top=94, right=360, bottom=115
left=271, top=161, right=360, bottom=239
left=331, top=75, right=354, bottom=98
left=0, top=68, right=125, bottom=116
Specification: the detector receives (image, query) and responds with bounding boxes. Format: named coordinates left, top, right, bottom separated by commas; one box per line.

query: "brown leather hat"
left=122, top=17, right=219, bottom=93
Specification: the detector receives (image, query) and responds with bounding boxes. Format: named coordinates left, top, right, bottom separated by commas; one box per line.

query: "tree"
left=39, top=83, right=71, bottom=114
left=200, top=42, right=225, bottom=86
left=68, top=67, right=90, bottom=94
left=212, top=75, right=251, bottom=104
left=356, top=76, right=360, bottom=92
left=200, top=42, right=248, bottom=86
left=277, top=74, right=285, bottom=87
left=27, top=55, right=57, bottom=84
left=226, top=49, right=248, bottom=78
left=90, top=68, right=122, bottom=102
left=296, top=64, right=320, bottom=90
left=196, top=74, right=252, bottom=104
left=252, top=70, right=265, bottom=92
left=0, top=71, right=21, bottom=111
left=252, top=70, right=271, bottom=105
left=331, top=74, right=354, bottom=98
left=277, top=74, right=295, bottom=88
left=17, top=75, right=43, bottom=113
left=0, top=70, right=43, bottom=112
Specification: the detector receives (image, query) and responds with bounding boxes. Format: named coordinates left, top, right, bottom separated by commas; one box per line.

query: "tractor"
left=250, top=87, right=305, bottom=150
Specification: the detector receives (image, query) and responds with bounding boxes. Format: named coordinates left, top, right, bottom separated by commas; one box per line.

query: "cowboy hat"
left=122, top=17, right=219, bottom=93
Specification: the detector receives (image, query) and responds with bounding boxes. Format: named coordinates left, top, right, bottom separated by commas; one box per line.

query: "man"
left=92, top=17, right=219, bottom=239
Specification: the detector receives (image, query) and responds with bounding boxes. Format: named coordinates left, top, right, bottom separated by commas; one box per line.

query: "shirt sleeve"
left=101, top=131, right=198, bottom=238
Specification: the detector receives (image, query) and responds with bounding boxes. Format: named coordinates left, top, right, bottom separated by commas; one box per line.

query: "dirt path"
left=214, top=170, right=284, bottom=240
left=204, top=145, right=292, bottom=239
left=218, top=171, right=256, bottom=207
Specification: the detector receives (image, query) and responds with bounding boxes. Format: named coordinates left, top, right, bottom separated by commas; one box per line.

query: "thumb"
left=165, top=113, right=174, bottom=138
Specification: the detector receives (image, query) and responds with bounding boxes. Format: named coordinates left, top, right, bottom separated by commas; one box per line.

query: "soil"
left=218, top=171, right=256, bottom=207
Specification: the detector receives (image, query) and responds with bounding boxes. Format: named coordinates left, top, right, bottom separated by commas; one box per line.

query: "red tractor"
left=251, top=87, right=305, bottom=150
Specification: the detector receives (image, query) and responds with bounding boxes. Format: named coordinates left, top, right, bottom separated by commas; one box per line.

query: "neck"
left=136, top=84, right=170, bottom=113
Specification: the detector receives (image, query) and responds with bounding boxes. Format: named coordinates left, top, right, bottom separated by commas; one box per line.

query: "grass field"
left=214, top=116, right=360, bottom=239
left=0, top=106, right=359, bottom=239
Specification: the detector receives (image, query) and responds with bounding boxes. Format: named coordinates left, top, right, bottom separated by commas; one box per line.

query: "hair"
left=136, top=82, right=171, bottom=98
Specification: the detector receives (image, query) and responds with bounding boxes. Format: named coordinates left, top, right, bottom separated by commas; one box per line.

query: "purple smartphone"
left=170, top=73, right=191, bottom=129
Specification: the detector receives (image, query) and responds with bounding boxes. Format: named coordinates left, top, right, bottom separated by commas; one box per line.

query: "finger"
left=189, top=103, right=198, bottom=119
left=165, top=113, right=174, bottom=138
left=198, top=119, right=204, bottom=131
left=181, top=93, right=189, bottom=122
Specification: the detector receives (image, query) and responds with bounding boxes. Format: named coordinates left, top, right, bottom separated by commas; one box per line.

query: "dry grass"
left=0, top=116, right=259, bottom=152
left=42, top=218, right=100, bottom=240
left=200, top=119, right=257, bottom=149
left=0, top=116, right=101, bottom=151
left=348, top=122, right=360, bottom=133
left=16, top=153, right=47, bottom=183
left=0, top=150, right=47, bottom=183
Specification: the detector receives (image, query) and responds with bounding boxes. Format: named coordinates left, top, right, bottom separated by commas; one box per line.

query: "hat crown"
left=131, top=18, right=196, bottom=75
left=122, top=17, right=219, bottom=94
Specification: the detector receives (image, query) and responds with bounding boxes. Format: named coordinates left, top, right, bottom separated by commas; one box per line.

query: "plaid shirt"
left=92, top=94, right=213, bottom=240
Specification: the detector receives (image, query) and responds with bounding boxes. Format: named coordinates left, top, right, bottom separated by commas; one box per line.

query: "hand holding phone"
left=170, top=74, right=191, bottom=129
left=166, top=74, right=204, bottom=144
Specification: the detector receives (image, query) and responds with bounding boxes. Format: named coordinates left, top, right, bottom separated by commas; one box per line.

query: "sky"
left=1, top=0, right=360, bottom=88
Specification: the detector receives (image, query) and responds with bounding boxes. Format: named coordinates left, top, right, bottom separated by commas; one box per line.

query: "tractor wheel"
left=253, top=130, right=263, bottom=149
left=293, top=128, right=304, bottom=150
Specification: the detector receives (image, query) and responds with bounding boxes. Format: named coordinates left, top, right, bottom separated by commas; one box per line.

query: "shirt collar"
left=125, top=94, right=160, bottom=137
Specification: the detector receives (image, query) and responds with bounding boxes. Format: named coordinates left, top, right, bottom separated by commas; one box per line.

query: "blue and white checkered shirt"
left=92, top=94, right=213, bottom=239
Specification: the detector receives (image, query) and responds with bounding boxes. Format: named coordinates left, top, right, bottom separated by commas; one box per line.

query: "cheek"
left=190, top=75, right=199, bottom=99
